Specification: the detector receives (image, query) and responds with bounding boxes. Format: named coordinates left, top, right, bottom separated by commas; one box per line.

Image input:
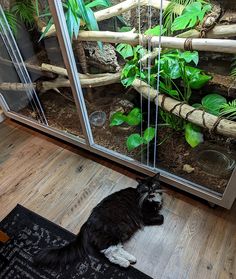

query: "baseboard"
left=0, top=109, right=6, bottom=123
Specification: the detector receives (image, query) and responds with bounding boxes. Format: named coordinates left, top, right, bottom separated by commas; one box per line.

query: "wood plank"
left=0, top=120, right=235, bottom=279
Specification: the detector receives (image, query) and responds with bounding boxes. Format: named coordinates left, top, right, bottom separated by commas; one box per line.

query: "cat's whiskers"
left=138, top=192, right=149, bottom=207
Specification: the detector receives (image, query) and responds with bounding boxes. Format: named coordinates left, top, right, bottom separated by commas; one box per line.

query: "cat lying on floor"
left=34, top=173, right=164, bottom=268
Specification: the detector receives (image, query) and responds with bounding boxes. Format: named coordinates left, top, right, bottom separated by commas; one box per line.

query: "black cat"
left=34, top=173, right=164, bottom=268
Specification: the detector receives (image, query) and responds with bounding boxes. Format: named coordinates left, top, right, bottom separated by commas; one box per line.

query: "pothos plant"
left=110, top=108, right=156, bottom=151
left=116, top=41, right=212, bottom=148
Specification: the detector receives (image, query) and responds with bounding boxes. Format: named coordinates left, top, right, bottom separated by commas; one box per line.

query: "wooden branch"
left=42, top=0, right=181, bottom=38
left=0, top=57, right=55, bottom=78
left=177, top=24, right=236, bottom=39
left=77, top=31, right=236, bottom=54
left=132, top=79, right=236, bottom=138
left=41, top=63, right=121, bottom=84
left=0, top=70, right=121, bottom=92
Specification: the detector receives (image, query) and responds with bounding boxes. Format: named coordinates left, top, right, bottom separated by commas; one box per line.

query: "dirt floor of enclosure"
left=20, top=82, right=234, bottom=195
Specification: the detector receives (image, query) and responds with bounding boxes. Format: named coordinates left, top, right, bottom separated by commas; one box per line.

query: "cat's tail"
left=33, top=223, right=88, bottom=269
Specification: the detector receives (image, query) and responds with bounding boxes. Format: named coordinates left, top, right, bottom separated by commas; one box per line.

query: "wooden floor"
left=0, top=120, right=235, bottom=279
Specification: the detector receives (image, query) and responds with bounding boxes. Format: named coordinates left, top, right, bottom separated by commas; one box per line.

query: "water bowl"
left=196, top=149, right=235, bottom=177
left=89, top=111, right=106, bottom=127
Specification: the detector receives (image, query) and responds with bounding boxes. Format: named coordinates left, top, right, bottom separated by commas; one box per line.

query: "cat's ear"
left=153, top=173, right=160, bottom=180
left=136, top=177, right=143, bottom=184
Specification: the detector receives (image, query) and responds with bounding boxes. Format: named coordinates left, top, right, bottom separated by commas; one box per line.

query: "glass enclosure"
left=0, top=1, right=84, bottom=138
left=0, top=0, right=236, bottom=204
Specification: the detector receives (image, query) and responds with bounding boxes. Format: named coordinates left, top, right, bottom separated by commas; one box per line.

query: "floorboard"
left=0, top=120, right=235, bottom=279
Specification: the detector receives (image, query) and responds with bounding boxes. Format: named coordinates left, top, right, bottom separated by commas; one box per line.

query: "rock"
left=83, top=42, right=120, bottom=73
left=109, top=98, right=134, bottom=119
left=183, top=164, right=195, bottom=174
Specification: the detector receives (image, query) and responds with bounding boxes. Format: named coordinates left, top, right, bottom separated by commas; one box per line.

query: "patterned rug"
left=0, top=204, right=153, bottom=279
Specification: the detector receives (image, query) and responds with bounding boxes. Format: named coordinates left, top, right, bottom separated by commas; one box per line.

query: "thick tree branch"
left=132, top=79, right=236, bottom=138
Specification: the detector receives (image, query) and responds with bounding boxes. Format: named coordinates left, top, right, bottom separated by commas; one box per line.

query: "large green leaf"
left=185, top=66, right=212, bottom=89
left=161, top=57, right=181, bottom=79
left=39, top=17, right=53, bottom=41
left=86, top=0, right=109, bottom=9
left=110, top=112, right=126, bottom=127
left=116, top=43, right=134, bottom=59
left=143, top=127, right=156, bottom=143
left=171, top=2, right=211, bottom=32
left=202, top=94, right=227, bottom=116
left=126, top=108, right=142, bottom=126
left=145, top=25, right=167, bottom=36
left=185, top=123, right=203, bottom=148
left=180, top=51, right=199, bottom=65
left=126, top=134, right=144, bottom=151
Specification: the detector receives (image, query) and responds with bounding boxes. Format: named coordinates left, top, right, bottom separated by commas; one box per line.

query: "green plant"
left=184, top=122, right=203, bottom=147
left=159, top=109, right=185, bottom=131
left=193, top=93, right=227, bottom=115
left=163, top=0, right=208, bottom=35
left=219, top=100, right=236, bottom=120
left=118, top=45, right=146, bottom=87
left=144, top=25, right=167, bottom=36
left=110, top=108, right=142, bottom=127
left=40, top=0, right=108, bottom=42
left=158, top=50, right=211, bottom=102
left=171, top=1, right=211, bottom=32
left=3, top=10, right=18, bottom=35
left=126, top=127, right=156, bottom=151
left=11, top=0, right=36, bottom=27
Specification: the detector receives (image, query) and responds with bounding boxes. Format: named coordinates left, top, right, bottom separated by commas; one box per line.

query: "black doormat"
left=0, top=204, right=153, bottom=279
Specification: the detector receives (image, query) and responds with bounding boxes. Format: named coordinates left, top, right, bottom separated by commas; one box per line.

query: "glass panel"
left=61, top=0, right=235, bottom=194
left=0, top=1, right=84, bottom=138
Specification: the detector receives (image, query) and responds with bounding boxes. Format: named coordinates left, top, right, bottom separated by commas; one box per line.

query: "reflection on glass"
left=0, top=0, right=84, bottom=138
left=65, top=0, right=235, bottom=194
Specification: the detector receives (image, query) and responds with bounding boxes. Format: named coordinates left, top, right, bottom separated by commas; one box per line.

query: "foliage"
left=219, top=100, right=236, bottom=120
left=118, top=45, right=146, bottom=87
left=3, top=10, right=18, bottom=35
left=171, top=1, right=211, bottom=32
left=144, top=25, right=167, bottom=36
left=201, top=94, right=227, bottom=115
left=39, top=0, right=107, bottom=42
left=157, top=50, right=211, bottom=102
left=159, top=109, right=185, bottom=131
left=184, top=122, right=203, bottom=147
left=163, top=0, right=208, bottom=36
left=126, top=127, right=156, bottom=151
left=11, top=0, right=36, bottom=27
left=110, top=108, right=142, bottom=127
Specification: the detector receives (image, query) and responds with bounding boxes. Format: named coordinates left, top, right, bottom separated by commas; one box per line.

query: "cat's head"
left=136, top=173, right=163, bottom=207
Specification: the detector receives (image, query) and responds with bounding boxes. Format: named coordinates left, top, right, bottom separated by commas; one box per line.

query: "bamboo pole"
left=132, top=79, right=236, bottom=138
left=0, top=70, right=121, bottom=92
left=76, top=31, right=236, bottom=54
left=177, top=24, right=236, bottom=39
left=42, top=0, right=181, bottom=38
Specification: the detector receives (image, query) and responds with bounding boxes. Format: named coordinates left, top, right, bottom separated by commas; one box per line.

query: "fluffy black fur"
left=34, top=173, right=164, bottom=268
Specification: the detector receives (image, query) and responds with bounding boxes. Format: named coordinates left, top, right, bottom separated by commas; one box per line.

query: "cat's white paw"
left=116, top=244, right=137, bottom=264
left=101, top=244, right=132, bottom=268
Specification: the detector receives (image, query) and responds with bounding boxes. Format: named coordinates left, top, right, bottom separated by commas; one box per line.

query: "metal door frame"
left=0, top=0, right=235, bottom=209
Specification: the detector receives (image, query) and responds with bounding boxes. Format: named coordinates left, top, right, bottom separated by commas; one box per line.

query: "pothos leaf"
left=126, top=134, right=144, bottom=151
left=171, top=2, right=211, bottom=32
left=110, top=112, right=126, bottom=127
left=185, top=123, right=203, bottom=148
left=201, top=94, right=227, bottom=116
left=126, top=108, right=142, bottom=126
left=143, top=127, right=156, bottom=143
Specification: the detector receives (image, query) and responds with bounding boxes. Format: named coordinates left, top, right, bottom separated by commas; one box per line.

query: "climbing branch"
left=42, top=0, right=181, bottom=37
left=177, top=24, right=236, bottom=39
left=132, top=79, right=236, bottom=138
left=76, top=31, right=236, bottom=54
